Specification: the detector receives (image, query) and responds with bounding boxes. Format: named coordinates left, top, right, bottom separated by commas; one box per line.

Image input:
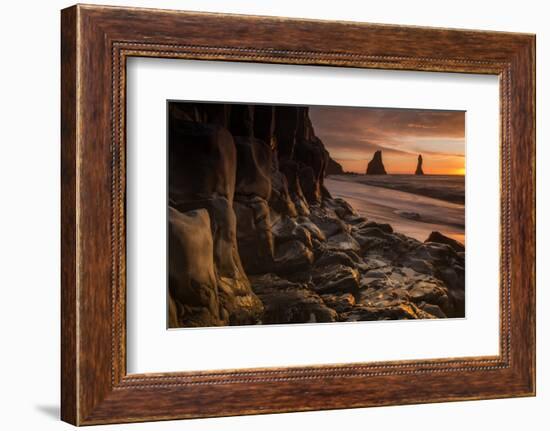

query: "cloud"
left=308, top=105, right=465, bottom=174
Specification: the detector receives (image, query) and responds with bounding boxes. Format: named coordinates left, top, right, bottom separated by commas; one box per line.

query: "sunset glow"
left=309, top=106, right=465, bottom=175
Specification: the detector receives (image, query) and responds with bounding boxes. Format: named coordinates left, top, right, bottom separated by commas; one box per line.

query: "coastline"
left=328, top=173, right=465, bottom=205
left=325, top=175, right=465, bottom=243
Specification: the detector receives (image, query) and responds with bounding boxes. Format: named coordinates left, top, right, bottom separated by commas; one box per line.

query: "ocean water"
left=325, top=175, right=465, bottom=244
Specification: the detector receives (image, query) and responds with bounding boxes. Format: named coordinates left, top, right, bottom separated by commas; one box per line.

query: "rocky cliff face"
left=366, top=150, right=387, bottom=175
left=326, top=157, right=344, bottom=175
left=415, top=154, right=424, bottom=175
left=168, top=103, right=465, bottom=327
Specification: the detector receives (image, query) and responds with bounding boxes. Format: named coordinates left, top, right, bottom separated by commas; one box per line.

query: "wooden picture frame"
left=61, top=4, right=535, bottom=425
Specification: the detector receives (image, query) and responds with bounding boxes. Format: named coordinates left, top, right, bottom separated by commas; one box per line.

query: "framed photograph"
left=61, top=4, right=535, bottom=425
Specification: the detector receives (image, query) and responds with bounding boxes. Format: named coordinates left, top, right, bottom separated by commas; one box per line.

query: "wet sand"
left=325, top=176, right=465, bottom=243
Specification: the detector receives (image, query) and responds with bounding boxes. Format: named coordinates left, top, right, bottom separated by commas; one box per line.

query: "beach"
left=325, top=175, right=465, bottom=244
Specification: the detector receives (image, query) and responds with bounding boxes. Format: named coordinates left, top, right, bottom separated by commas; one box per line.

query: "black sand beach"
left=325, top=175, right=465, bottom=243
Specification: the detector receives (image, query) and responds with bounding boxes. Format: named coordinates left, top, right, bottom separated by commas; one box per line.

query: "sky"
left=309, top=106, right=465, bottom=175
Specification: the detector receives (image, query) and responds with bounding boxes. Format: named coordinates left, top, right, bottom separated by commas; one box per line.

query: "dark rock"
left=296, top=216, right=326, bottom=242
left=269, top=168, right=298, bottom=216
left=229, top=104, right=254, bottom=137
left=294, top=136, right=329, bottom=204
left=326, top=232, right=361, bottom=253
left=314, top=250, right=357, bottom=269
left=273, top=240, right=314, bottom=274
left=272, top=216, right=313, bottom=250
left=168, top=295, right=179, bottom=328
left=418, top=303, right=447, bottom=318
left=274, top=106, right=300, bottom=160
left=168, top=117, right=263, bottom=326
left=342, top=303, right=434, bottom=321
left=250, top=274, right=337, bottom=324
left=309, top=211, right=349, bottom=238
left=404, top=258, right=435, bottom=275
left=366, top=150, right=387, bottom=175
left=234, top=198, right=274, bottom=274
left=408, top=280, right=450, bottom=312
left=395, top=210, right=421, bottom=220
left=425, top=231, right=465, bottom=252
left=415, top=154, right=424, bottom=175
left=321, top=293, right=356, bottom=313
left=326, top=197, right=357, bottom=220
left=353, top=220, right=393, bottom=234
left=326, top=157, right=344, bottom=175
left=310, top=264, right=360, bottom=294
left=234, top=136, right=272, bottom=199
left=168, top=208, right=225, bottom=327
left=169, top=121, right=236, bottom=203
left=346, top=215, right=368, bottom=225
left=279, top=159, right=310, bottom=215
left=233, top=136, right=275, bottom=273
left=253, top=105, right=276, bottom=147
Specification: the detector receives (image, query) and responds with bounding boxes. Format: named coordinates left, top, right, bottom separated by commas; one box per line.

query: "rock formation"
left=415, top=154, right=424, bottom=175
left=366, top=150, right=387, bottom=175
left=168, top=103, right=465, bottom=328
left=326, top=157, right=344, bottom=176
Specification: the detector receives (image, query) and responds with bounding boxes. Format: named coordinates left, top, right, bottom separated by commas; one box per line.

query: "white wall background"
left=0, top=0, right=546, bottom=429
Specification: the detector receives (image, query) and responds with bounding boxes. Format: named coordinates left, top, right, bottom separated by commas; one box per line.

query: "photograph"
left=167, top=102, right=466, bottom=328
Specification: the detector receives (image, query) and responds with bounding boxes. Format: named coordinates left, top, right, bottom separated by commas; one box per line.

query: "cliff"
left=168, top=103, right=465, bottom=327
left=326, top=157, right=344, bottom=175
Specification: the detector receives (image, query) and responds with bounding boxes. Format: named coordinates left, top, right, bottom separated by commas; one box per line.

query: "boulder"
left=273, top=240, right=314, bottom=274
left=425, top=231, right=465, bottom=252
left=320, top=293, right=356, bottom=313
left=314, top=250, right=357, bottom=269
left=310, top=264, right=360, bottom=294
left=272, top=216, right=313, bottom=250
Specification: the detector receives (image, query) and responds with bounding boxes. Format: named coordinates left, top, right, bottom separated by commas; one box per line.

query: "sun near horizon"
left=309, top=106, right=465, bottom=176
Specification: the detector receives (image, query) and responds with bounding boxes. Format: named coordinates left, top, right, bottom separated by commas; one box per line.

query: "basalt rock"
left=250, top=274, right=338, bottom=324
left=168, top=116, right=263, bottom=325
left=168, top=102, right=465, bottom=327
left=326, top=157, right=344, bottom=175
left=426, top=231, right=465, bottom=252
left=233, top=136, right=274, bottom=273
left=366, top=150, right=387, bottom=175
left=415, top=154, right=424, bottom=175
left=168, top=208, right=225, bottom=327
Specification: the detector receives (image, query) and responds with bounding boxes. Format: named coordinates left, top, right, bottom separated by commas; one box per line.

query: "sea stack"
left=366, top=150, right=387, bottom=175
left=415, top=154, right=424, bottom=175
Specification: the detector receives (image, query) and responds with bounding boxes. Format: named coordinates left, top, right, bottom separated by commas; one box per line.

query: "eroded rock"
left=366, top=150, right=387, bottom=175
left=310, top=264, right=360, bottom=294
left=250, top=274, right=337, bottom=324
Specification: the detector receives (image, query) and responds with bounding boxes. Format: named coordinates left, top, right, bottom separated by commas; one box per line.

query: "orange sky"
left=309, top=106, right=465, bottom=175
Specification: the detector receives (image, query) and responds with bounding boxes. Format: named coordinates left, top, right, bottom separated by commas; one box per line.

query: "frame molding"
left=61, top=4, right=535, bottom=425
